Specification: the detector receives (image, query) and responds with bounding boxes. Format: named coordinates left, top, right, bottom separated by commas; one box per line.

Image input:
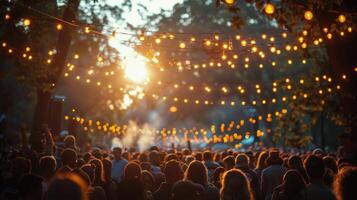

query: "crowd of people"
left=0, top=126, right=356, bottom=200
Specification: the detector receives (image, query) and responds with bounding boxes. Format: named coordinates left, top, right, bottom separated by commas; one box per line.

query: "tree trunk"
left=30, top=0, right=80, bottom=151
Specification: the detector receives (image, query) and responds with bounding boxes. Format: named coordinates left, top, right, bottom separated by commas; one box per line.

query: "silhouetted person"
left=261, top=151, right=286, bottom=200
left=61, top=148, right=77, bottom=169
left=333, top=166, right=357, bottom=200
left=271, top=170, right=306, bottom=200
left=172, top=180, right=204, bottom=200
left=39, top=156, right=57, bottom=182
left=102, top=158, right=117, bottom=200
left=255, top=151, right=268, bottom=186
left=223, top=155, right=235, bottom=170
left=235, top=153, right=260, bottom=200
left=46, top=173, right=87, bottom=200
left=111, top=147, right=128, bottom=183
left=220, top=169, right=254, bottom=200
left=116, top=162, right=146, bottom=200
left=304, top=154, right=335, bottom=200
left=184, top=161, right=219, bottom=200
left=153, top=160, right=183, bottom=200
left=288, top=155, right=308, bottom=183
left=213, top=167, right=225, bottom=189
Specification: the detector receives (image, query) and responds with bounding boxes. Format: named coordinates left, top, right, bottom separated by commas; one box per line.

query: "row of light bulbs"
left=224, top=0, right=350, bottom=24
left=65, top=110, right=283, bottom=136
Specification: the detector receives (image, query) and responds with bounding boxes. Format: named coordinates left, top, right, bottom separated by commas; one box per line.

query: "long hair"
left=255, top=151, right=268, bottom=170
left=282, top=170, right=306, bottom=199
left=89, top=159, right=105, bottom=186
left=184, top=160, right=208, bottom=186
left=220, top=169, right=254, bottom=200
left=333, top=166, right=357, bottom=200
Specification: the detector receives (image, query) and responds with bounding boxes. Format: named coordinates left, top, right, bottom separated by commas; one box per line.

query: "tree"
left=0, top=0, right=130, bottom=151
left=215, top=0, right=357, bottom=147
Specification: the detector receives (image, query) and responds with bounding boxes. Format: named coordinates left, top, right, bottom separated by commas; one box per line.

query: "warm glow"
left=304, top=10, right=313, bottom=21
left=123, top=54, right=149, bottom=84
left=56, top=23, right=63, bottom=30
left=23, top=18, right=31, bottom=26
left=264, top=3, right=275, bottom=15
left=338, top=14, right=346, bottom=23
left=225, top=0, right=235, bottom=5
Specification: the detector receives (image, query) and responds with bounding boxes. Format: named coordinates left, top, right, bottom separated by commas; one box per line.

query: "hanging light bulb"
left=338, top=14, right=346, bottom=23
left=225, top=0, right=235, bottom=5
left=56, top=23, right=63, bottom=30
left=264, top=3, right=275, bottom=15
left=179, top=42, right=186, bottom=48
left=304, top=10, right=313, bottom=21
left=23, top=18, right=31, bottom=26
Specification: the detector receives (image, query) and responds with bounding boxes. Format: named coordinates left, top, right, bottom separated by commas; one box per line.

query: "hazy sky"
left=105, top=0, right=182, bottom=60
left=108, top=0, right=181, bottom=27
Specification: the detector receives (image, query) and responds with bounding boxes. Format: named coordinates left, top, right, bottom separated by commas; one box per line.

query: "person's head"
left=39, top=156, right=57, bottom=179
left=18, top=174, right=43, bottom=200
left=213, top=167, right=226, bottom=189
left=333, top=167, right=357, bottom=200
left=122, top=151, right=131, bottom=161
left=304, top=154, right=325, bottom=181
left=185, top=155, right=195, bottom=164
left=194, top=152, right=203, bottom=161
left=256, top=151, right=268, bottom=169
left=112, top=147, right=122, bottom=160
left=64, top=135, right=76, bottom=149
left=89, top=158, right=104, bottom=185
left=124, top=162, right=142, bottom=181
left=164, top=160, right=183, bottom=184
left=235, top=153, right=249, bottom=168
left=83, top=152, right=92, bottom=163
left=102, top=158, right=112, bottom=180
left=164, top=153, right=178, bottom=162
left=61, top=148, right=77, bottom=169
left=139, top=153, right=148, bottom=163
left=282, top=170, right=306, bottom=198
left=288, top=155, right=304, bottom=170
left=12, top=157, right=31, bottom=178
left=46, top=173, right=87, bottom=200
left=323, top=156, right=338, bottom=174
left=223, top=156, right=235, bottom=170
left=81, top=164, right=94, bottom=183
left=312, top=148, right=324, bottom=156
left=203, top=151, right=213, bottom=161
left=172, top=180, right=204, bottom=200
left=220, top=169, right=253, bottom=200
left=71, top=168, right=91, bottom=187
left=184, top=160, right=208, bottom=186
left=142, top=170, right=155, bottom=192
left=140, top=162, right=152, bottom=172
left=149, top=150, right=160, bottom=166
left=182, top=148, right=191, bottom=156
left=266, top=151, right=283, bottom=166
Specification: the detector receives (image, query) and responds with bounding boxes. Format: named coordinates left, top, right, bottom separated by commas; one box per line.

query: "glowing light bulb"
left=304, top=10, right=313, bottom=21
left=205, top=40, right=211, bottom=46
left=264, top=3, right=275, bottom=15
left=338, top=14, right=346, bottom=23
left=155, top=38, right=161, bottom=44
left=23, top=18, right=31, bottom=26
left=179, top=42, right=186, bottom=48
left=225, top=0, right=235, bottom=5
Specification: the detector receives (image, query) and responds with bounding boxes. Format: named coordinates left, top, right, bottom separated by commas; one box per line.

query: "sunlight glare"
left=123, top=54, right=149, bottom=84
